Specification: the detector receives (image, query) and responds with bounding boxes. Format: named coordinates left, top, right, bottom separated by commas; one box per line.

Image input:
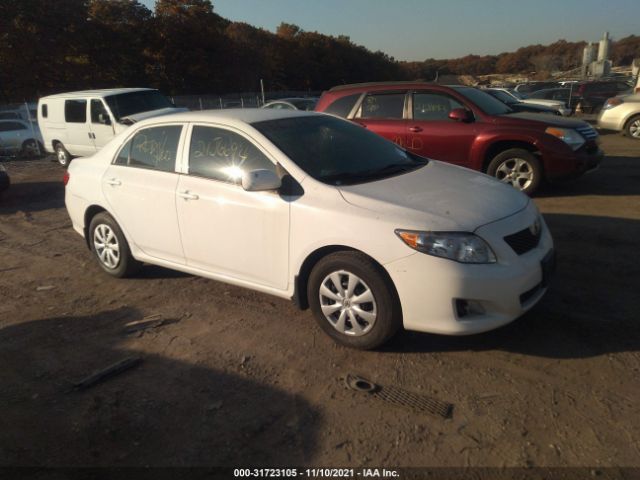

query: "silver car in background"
left=598, top=93, right=640, bottom=139
left=0, top=119, right=44, bottom=157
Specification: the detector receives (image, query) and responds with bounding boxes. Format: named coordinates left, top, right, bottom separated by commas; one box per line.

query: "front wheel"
left=89, top=212, right=141, bottom=278
left=307, top=252, right=401, bottom=350
left=624, top=115, right=640, bottom=140
left=487, top=148, right=542, bottom=195
left=20, top=139, right=43, bottom=158
left=54, top=143, right=72, bottom=167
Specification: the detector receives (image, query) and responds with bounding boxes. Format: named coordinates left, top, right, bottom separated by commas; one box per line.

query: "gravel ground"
left=0, top=132, right=639, bottom=469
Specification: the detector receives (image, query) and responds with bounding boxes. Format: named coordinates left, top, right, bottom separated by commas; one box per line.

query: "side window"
left=3, top=122, right=26, bottom=131
left=41, top=104, right=48, bottom=118
left=359, top=93, right=405, bottom=119
left=116, top=125, right=182, bottom=172
left=65, top=100, right=87, bottom=123
left=91, top=100, right=110, bottom=124
left=413, top=93, right=464, bottom=121
left=324, top=93, right=361, bottom=118
left=188, top=126, right=275, bottom=184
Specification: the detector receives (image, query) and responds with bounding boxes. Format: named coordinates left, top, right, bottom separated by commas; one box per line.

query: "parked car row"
left=483, top=88, right=570, bottom=116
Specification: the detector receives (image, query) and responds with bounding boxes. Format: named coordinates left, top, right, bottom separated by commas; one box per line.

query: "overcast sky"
left=139, top=0, right=639, bottom=61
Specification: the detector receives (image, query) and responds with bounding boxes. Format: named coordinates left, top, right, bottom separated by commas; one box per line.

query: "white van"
left=38, top=88, right=182, bottom=166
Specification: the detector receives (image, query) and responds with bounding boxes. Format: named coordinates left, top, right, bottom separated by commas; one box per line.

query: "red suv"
left=315, top=82, right=603, bottom=194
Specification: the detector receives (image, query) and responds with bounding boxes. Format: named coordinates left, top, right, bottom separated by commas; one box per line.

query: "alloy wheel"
left=630, top=119, right=640, bottom=138
left=495, top=157, right=534, bottom=190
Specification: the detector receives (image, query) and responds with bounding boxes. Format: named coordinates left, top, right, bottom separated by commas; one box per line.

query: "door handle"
left=177, top=190, right=199, bottom=200
left=409, top=126, right=423, bottom=133
left=105, top=178, right=121, bottom=186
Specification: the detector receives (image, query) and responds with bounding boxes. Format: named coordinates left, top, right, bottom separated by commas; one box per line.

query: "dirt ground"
left=0, top=131, right=639, bottom=470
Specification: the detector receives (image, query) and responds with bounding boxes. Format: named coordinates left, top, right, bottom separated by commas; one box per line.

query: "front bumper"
left=384, top=202, right=554, bottom=335
left=544, top=142, right=603, bottom=180
left=597, top=110, right=624, bottom=132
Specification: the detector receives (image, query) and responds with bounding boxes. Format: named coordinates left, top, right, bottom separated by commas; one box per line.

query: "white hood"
left=338, top=161, right=529, bottom=232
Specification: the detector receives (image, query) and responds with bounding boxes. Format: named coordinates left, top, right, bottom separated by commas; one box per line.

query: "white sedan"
left=65, top=109, right=554, bottom=349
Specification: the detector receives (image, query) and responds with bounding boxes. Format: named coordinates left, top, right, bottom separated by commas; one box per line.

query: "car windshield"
left=489, top=90, right=517, bottom=104
left=104, top=90, right=174, bottom=121
left=455, top=87, right=513, bottom=115
left=253, top=115, right=427, bottom=186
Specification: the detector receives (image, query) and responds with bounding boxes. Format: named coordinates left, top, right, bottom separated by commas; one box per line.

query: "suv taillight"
left=63, top=171, right=70, bottom=186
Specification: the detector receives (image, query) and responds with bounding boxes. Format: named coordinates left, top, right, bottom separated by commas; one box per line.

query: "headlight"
left=395, top=230, right=497, bottom=264
left=545, top=127, right=585, bottom=151
left=602, top=97, right=623, bottom=110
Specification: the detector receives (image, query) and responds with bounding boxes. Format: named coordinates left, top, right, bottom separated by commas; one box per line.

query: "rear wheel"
left=89, top=212, right=141, bottom=278
left=487, top=148, right=542, bottom=195
left=54, top=143, right=72, bottom=167
left=307, top=251, right=401, bottom=350
left=624, top=115, right=640, bottom=140
left=20, top=139, right=42, bottom=158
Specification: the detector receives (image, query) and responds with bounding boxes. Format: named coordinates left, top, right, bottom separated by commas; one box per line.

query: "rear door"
left=89, top=99, right=116, bottom=150
left=102, top=123, right=186, bottom=265
left=0, top=121, right=27, bottom=152
left=351, top=91, right=408, bottom=149
left=405, top=90, right=477, bottom=166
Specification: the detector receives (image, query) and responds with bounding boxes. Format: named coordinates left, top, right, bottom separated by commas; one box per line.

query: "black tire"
left=487, top=148, right=542, bottom=195
left=307, top=251, right=401, bottom=350
left=89, top=212, right=141, bottom=278
left=20, top=139, right=42, bottom=158
left=54, top=142, right=72, bottom=167
left=624, top=115, right=640, bottom=140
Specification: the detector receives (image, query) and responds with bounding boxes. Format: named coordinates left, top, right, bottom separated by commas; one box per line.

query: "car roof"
left=134, top=108, right=324, bottom=128
left=40, top=88, right=155, bottom=100
left=327, top=81, right=464, bottom=93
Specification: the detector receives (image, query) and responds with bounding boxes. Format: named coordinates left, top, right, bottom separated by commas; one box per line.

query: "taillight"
left=63, top=171, right=70, bottom=186
left=602, top=97, right=623, bottom=110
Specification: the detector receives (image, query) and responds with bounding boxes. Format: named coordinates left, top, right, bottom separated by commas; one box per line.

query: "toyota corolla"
left=64, top=109, right=554, bottom=349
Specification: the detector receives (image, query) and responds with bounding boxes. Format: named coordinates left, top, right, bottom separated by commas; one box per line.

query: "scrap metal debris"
left=71, top=357, right=143, bottom=391
left=345, top=374, right=453, bottom=419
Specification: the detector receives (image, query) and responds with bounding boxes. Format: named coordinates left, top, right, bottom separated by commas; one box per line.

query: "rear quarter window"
left=323, top=93, right=361, bottom=118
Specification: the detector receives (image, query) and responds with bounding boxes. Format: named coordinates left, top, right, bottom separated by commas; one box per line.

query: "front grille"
left=504, top=226, right=541, bottom=255
left=576, top=125, right=598, bottom=141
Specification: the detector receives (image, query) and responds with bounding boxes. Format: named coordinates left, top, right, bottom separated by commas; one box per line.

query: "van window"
left=91, top=100, right=110, bottom=124
left=65, top=100, right=87, bottom=123
left=41, top=104, right=48, bottom=118
left=115, top=125, right=182, bottom=172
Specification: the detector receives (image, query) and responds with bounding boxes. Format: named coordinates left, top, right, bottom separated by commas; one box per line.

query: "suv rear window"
left=323, top=93, right=361, bottom=118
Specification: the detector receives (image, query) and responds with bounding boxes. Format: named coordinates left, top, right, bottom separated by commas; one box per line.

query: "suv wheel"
left=487, top=148, right=542, bottom=195
left=89, top=212, right=141, bottom=278
left=624, top=115, right=640, bottom=140
left=307, top=251, right=401, bottom=350
left=54, top=143, right=72, bottom=167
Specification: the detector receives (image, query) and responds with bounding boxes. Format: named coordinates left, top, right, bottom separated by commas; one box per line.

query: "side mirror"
left=99, top=113, right=111, bottom=125
left=448, top=108, right=473, bottom=123
left=242, top=169, right=281, bottom=192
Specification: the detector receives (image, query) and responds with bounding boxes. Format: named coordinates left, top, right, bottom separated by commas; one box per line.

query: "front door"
left=176, top=124, right=289, bottom=290
left=89, top=99, right=116, bottom=150
left=102, top=124, right=186, bottom=265
left=405, top=91, right=477, bottom=166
